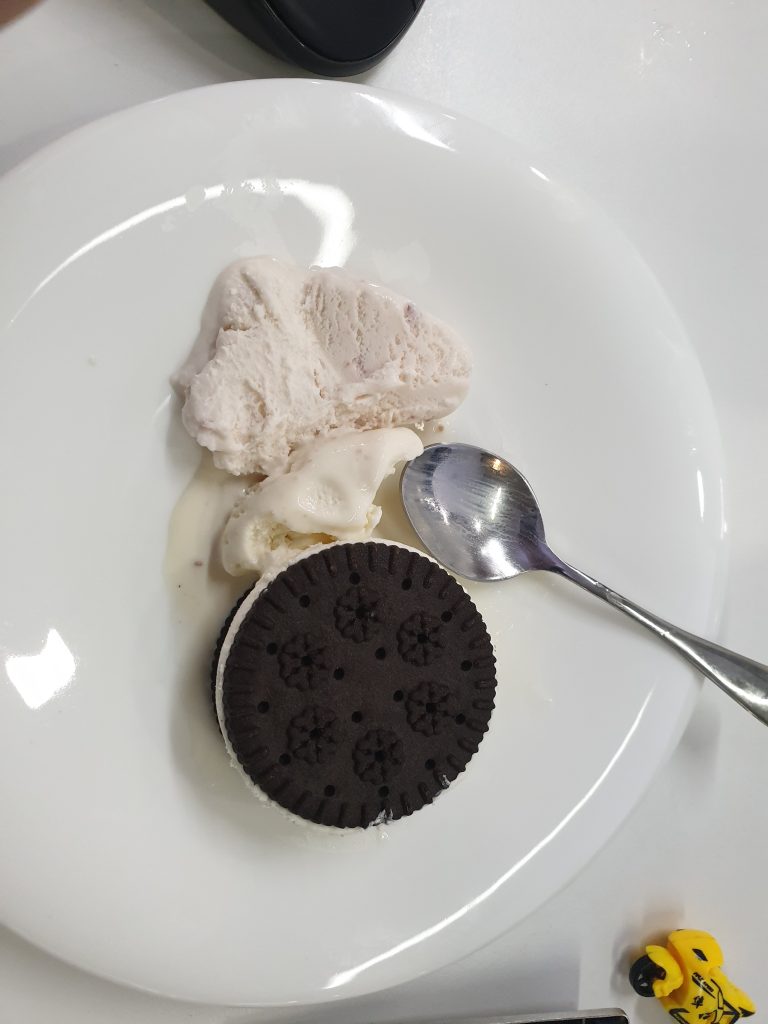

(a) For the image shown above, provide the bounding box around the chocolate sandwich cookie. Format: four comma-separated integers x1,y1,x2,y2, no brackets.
214,542,497,828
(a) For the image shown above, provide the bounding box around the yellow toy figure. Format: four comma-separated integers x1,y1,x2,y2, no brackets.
629,930,755,1023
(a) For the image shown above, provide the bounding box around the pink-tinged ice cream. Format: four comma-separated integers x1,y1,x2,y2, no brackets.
175,257,471,476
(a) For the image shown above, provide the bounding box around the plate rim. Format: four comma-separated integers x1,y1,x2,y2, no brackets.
0,77,728,1006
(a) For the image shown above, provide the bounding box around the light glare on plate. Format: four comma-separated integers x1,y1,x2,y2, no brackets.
5,629,76,710
696,468,705,519
273,178,356,267
358,93,454,152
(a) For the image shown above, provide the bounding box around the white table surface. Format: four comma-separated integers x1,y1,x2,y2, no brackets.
1,1,766,1021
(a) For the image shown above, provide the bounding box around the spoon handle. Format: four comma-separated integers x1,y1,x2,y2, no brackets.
550,558,768,727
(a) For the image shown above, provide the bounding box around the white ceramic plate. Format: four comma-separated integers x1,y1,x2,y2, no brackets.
0,80,725,1006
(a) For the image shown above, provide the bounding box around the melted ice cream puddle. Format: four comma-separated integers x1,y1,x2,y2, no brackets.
220,427,423,577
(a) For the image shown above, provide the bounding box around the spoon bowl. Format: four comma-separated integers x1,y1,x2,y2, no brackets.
400,443,549,581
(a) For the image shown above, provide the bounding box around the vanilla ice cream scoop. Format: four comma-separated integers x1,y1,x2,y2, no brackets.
220,427,423,576
176,257,471,476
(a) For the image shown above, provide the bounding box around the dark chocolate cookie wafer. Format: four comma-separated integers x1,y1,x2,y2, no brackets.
216,542,497,828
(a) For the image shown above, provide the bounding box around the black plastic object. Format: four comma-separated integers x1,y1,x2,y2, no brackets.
387,1013,630,1024
629,953,667,997
205,0,426,76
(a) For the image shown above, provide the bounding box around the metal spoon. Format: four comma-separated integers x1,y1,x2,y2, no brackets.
401,442,768,727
